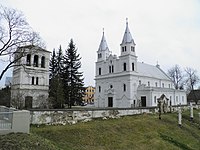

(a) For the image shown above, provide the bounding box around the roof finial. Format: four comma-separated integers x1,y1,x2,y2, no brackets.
103,28,104,35
126,18,128,26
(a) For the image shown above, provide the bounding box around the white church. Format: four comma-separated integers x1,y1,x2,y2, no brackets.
94,20,187,108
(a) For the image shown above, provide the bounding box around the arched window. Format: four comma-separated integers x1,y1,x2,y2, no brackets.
123,63,127,71
26,54,31,66
154,96,157,104
33,55,39,67
132,63,134,71
41,56,45,68
99,68,101,75
32,77,34,85
36,77,39,85
123,84,126,92
99,86,101,93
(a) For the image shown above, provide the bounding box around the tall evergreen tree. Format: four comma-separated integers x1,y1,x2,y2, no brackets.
49,49,57,79
49,47,65,108
63,39,84,108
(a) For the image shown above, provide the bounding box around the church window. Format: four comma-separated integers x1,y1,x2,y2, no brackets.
99,86,101,93
132,63,134,71
148,81,150,87
154,96,157,104
110,85,113,89
41,56,45,68
109,66,111,73
122,47,124,52
168,84,170,88
36,77,39,85
98,53,102,59
33,55,39,67
176,96,178,103
123,84,126,91
124,46,127,51
131,46,135,52
99,68,101,75
31,77,34,85
155,82,158,87
123,63,127,71
162,83,164,88
112,65,114,73
182,96,184,103
26,54,31,66
139,80,141,85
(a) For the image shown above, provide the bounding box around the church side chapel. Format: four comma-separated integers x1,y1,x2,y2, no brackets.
94,19,186,108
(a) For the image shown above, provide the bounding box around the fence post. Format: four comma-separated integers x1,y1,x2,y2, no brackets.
178,106,182,127
190,103,193,121
199,113,200,129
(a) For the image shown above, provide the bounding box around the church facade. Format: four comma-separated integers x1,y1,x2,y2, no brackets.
94,21,186,108
11,45,50,108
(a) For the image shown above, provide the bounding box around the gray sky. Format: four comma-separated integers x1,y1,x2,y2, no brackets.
1,0,200,87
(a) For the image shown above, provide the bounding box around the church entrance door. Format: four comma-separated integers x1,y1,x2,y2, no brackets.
108,97,113,107
141,96,146,107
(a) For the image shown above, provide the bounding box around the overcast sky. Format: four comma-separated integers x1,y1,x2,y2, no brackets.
1,0,200,87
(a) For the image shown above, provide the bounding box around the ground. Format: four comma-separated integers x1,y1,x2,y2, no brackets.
0,109,200,150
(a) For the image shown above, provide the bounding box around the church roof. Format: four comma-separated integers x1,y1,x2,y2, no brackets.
98,30,109,52
121,19,135,45
137,62,171,80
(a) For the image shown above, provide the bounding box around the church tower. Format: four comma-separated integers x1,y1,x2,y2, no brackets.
11,45,50,109
120,19,137,72
97,29,111,62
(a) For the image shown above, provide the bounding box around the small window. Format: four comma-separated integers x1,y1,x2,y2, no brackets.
112,65,114,73
122,47,124,52
148,81,150,87
99,86,101,93
132,63,134,71
182,96,184,103
139,80,141,85
154,96,157,104
124,46,126,51
32,77,34,85
41,56,45,68
36,77,39,85
168,84,170,88
109,66,111,73
26,54,31,66
123,63,127,71
162,83,164,88
33,55,39,67
99,68,101,75
155,82,158,87
110,85,113,89
131,46,135,52
123,84,126,91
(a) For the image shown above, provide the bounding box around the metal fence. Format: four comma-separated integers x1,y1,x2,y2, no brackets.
0,112,13,130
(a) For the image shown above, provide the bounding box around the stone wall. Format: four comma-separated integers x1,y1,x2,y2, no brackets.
30,107,159,125
30,105,197,125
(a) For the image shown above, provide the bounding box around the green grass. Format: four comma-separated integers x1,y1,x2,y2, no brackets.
0,109,200,150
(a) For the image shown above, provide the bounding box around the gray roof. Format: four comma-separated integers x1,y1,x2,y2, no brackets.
137,62,170,80
98,31,109,52
121,21,135,45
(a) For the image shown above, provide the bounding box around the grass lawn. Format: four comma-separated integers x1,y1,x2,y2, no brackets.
0,109,200,150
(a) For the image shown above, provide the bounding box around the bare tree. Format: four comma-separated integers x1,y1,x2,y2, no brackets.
185,67,199,91
167,65,184,89
0,6,45,80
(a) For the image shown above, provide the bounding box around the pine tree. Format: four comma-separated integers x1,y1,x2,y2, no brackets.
63,39,84,108
49,47,65,108
49,49,57,79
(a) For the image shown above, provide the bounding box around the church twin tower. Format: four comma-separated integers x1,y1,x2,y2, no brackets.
95,20,139,108
95,20,187,108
